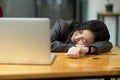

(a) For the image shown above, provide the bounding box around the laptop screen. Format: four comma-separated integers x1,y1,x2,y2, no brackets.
0,18,53,64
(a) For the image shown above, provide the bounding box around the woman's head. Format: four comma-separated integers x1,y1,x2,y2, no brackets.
70,20,110,45
71,29,95,45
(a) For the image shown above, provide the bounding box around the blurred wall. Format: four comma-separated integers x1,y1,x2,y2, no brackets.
35,0,76,26
3,0,35,17
2,0,77,27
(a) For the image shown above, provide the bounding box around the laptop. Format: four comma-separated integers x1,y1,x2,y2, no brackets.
0,18,55,64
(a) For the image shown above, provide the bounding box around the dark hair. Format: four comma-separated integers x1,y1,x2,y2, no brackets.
66,20,110,43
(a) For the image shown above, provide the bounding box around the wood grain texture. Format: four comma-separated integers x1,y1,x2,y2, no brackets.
0,46,120,79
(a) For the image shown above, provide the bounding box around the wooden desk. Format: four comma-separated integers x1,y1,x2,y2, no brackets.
97,12,120,46
0,47,120,79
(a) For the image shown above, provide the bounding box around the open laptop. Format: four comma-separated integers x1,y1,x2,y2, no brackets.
0,18,55,64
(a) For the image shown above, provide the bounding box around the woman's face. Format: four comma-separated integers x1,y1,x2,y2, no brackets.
71,30,95,45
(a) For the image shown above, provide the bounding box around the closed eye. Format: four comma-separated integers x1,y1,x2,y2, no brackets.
82,38,88,45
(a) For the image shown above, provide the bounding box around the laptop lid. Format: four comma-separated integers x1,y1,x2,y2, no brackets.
0,18,54,64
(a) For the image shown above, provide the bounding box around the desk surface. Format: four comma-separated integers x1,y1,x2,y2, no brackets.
0,47,120,79
98,12,120,16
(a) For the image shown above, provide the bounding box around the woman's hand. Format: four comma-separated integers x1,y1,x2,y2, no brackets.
66,46,88,58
